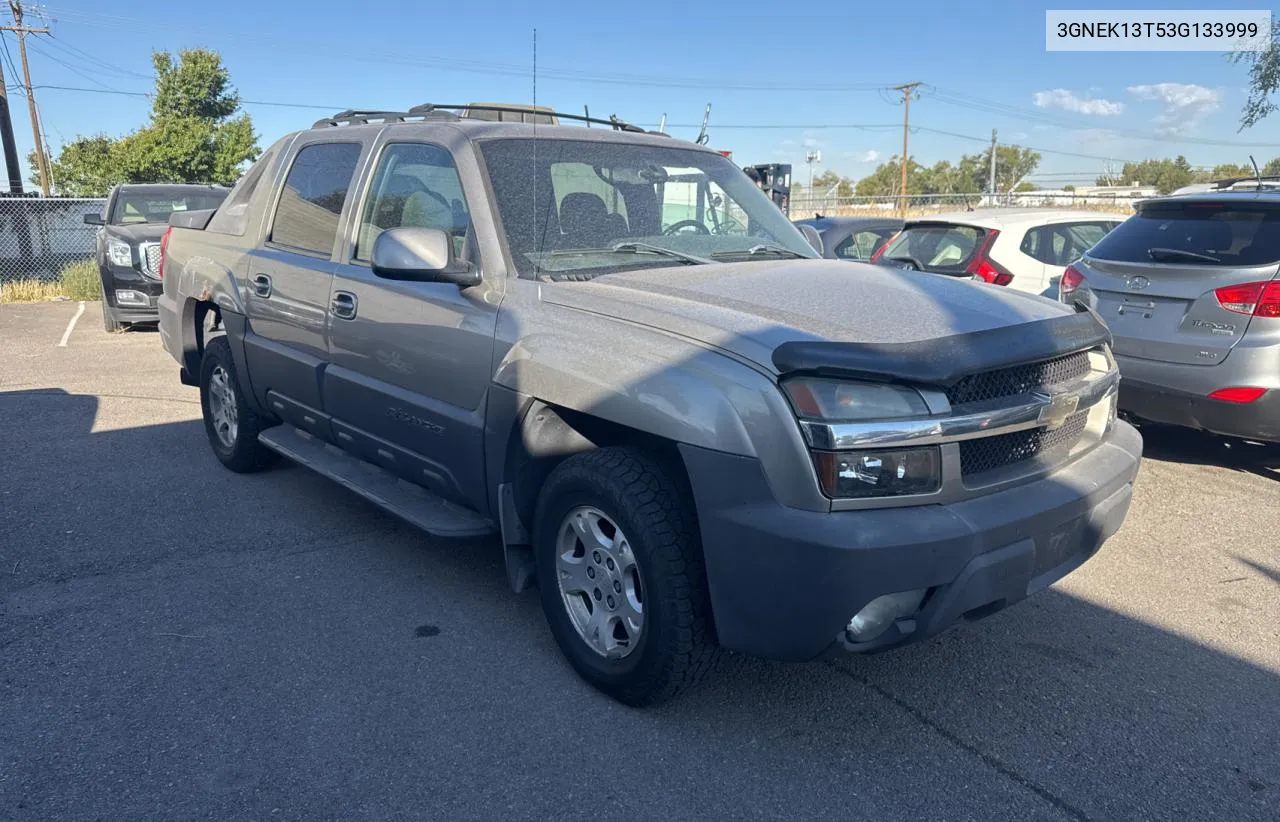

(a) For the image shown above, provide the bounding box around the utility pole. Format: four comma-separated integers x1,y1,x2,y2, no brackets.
988,128,997,207
3,1,49,196
891,82,921,217
0,34,21,193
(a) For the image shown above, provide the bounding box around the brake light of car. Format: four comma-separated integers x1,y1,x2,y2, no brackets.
1060,263,1085,298
1207,386,1268,403
1214,280,1280,317
158,227,172,280
869,231,900,263
964,230,1014,286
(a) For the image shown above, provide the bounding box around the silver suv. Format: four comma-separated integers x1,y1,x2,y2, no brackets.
1060,192,1280,442
157,104,1142,706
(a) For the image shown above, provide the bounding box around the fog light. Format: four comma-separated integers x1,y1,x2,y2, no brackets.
846,589,927,643
114,289,147,306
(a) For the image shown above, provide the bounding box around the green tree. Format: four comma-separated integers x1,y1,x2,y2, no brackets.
854,156,926,196
1264,157,1280,176
1014,181,1038,192
969,145,1041,193
1096,156,1195,194
34,48,258,195
1231,19,1280,129
810,169,855,197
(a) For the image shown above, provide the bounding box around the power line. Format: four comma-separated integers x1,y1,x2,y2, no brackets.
925,86,1280,149
24,34,124,93
43,32,150,79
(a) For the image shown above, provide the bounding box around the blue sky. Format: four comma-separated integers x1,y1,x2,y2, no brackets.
8,0,1279,189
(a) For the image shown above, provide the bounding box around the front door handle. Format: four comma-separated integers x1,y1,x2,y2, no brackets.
331,290,358,320
251,273,272,298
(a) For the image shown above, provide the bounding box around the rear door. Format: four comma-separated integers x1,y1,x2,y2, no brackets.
243,138,367,432
1076,200,1280,365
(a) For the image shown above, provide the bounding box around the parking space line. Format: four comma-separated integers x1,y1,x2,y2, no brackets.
57,301,86,347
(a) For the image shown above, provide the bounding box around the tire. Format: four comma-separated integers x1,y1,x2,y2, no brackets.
100,283,122,333
198,336,279,473
533,447,719,706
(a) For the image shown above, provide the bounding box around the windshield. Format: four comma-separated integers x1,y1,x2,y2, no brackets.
878,223,986,271
1087,202,1280,267
110,190,228,225
477,138,816,278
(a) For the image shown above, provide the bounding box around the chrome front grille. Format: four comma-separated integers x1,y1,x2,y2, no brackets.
139,242,161,278
946,351,1092,408
960,408,1090,477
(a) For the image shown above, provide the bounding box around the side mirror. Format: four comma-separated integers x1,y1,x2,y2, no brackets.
83,213,103,225
798,224,824,256
370,227,480,287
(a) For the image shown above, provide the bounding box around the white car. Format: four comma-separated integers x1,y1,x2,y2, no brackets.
870,208,1126,298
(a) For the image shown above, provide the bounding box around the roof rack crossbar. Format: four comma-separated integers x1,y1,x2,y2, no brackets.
312,109,411,128
409,103,650,133
1212,174,1280,189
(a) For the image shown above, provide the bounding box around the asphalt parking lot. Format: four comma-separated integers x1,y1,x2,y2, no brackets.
2,300,1278,821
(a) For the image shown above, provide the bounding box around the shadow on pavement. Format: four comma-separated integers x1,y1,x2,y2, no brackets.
2,386,1277,820
1131,420,1280,481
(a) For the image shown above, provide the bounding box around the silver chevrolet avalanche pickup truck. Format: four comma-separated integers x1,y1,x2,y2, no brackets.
157,104,1142,706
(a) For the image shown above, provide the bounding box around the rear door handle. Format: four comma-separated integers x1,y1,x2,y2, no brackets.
331,290,358,320
251,273,272,298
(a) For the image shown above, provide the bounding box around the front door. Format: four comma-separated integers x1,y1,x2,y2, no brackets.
324,140,502,509
243,140,365,436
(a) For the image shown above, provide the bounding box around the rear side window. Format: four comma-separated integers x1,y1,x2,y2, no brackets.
880,223,985,271
833,229,895,260
269,142,362,255
1021,222,1114,266
1088,203,1280,266
207,148,277,236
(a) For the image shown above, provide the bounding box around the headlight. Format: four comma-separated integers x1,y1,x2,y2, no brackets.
784,378,941,499
107,239,133,267
812,447,941,499
782,378,928,421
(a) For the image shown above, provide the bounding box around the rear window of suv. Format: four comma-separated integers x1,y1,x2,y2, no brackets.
1087,201,1280,267
878,223,986,271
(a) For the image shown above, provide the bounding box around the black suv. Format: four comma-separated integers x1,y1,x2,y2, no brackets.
85,184,228,331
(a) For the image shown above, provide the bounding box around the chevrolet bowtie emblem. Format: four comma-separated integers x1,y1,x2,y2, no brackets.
1035,391,1080,431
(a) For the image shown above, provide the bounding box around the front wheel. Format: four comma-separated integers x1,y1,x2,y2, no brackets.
534,447,719,706
198,336,279,473
100,282,122,333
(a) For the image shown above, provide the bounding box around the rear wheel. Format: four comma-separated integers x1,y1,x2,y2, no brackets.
533,447,718,706
198,336,279,473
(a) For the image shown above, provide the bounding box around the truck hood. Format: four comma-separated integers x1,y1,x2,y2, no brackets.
103,223,169,244
541,259,1106,383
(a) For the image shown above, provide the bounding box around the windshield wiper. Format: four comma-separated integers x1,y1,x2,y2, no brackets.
711,243,810,260
1147,247,1220,264
608,241,712,265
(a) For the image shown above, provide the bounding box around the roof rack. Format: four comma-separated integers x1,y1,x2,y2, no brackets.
311,109,459,128
410,103,651,133
312,103,666,135
1211,174,1280,190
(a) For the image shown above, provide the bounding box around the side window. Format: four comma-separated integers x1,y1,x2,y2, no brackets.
269,142,362,255
1020,227,1047,262
355,143,470,260
207,148,277,236
832,234,858,259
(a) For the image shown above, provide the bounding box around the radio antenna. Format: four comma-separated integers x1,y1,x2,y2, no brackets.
532,28,540,279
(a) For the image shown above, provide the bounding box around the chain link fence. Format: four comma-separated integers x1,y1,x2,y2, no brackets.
0,197,106,299
787,192,1141,220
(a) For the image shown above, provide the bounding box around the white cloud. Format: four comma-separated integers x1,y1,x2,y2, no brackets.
855,150,879,163
1032,88,1125,116
1126,82,1223,136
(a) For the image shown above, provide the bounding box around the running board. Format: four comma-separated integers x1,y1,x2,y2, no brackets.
258,426,495,538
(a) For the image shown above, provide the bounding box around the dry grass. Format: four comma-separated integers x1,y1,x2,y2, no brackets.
0,259,101,304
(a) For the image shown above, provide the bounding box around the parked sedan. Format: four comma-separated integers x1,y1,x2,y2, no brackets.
791,215,902,261
1060,191,1280,443
870,208,1124,298
85,184,228,332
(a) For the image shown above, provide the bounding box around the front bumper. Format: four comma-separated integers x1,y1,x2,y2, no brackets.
1115,353,1280,442
102,262,161,322
679,420,1142,662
